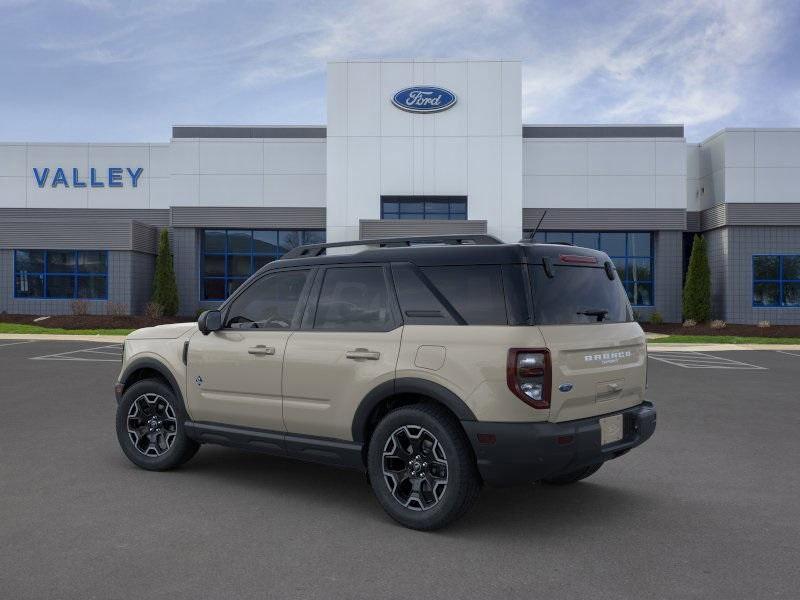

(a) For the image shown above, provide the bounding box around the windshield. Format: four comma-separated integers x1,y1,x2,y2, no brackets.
530,264,634,325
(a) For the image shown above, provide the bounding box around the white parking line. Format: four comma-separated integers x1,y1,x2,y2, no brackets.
31,344,122,362
648,351,766,370
0,340,35,348
776,350,800,358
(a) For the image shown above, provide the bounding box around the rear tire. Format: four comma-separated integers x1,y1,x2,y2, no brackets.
542,462,603,485
367,404,480,531
116,379,199,471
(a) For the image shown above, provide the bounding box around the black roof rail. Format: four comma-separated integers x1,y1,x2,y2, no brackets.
282,234,503,259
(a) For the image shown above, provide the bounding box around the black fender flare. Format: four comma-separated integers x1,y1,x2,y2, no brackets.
351,377,476,443
117,357,185,408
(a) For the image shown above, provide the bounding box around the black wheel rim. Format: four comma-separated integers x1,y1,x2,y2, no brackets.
382,425,449,511
126,393,178,457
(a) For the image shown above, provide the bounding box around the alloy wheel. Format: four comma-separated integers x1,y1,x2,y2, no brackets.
126,393,178,457
382,425,449,511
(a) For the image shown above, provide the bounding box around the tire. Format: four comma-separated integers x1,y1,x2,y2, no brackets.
542,462,603,485
116,378,200,471
367,404,480,531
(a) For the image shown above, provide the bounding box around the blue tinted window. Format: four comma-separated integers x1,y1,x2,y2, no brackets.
14,250,108,299
381,196,467,220
526,231,654,307
201,229,325,300
753,255,800,307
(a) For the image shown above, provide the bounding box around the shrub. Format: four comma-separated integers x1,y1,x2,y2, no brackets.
650,311,664,325
682,319,697,328
757,320,771,328
151,229,179,317
70,299,90,316
106,302,127,317
145,301,164,320
683,234,711,322
710,319,726,329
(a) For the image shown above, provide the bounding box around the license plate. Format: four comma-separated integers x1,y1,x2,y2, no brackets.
600,414,624,446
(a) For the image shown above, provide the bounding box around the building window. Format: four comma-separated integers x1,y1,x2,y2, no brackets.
753,255,800,307
527,231,654,307
14,250,108,299
201,229,325,300
381,196,467,220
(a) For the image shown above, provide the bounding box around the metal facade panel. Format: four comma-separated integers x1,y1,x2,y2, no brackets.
358,219,487,239
0,208,169,226
522,208,686,230
0,219,133,250
523,125,684,139
173,126,326,139
169,206,326,229
130,221,159,254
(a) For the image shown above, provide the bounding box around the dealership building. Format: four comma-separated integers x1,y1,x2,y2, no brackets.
1,59,799,323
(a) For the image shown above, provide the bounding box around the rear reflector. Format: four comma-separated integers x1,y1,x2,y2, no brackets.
557,435,574,445
477,433,496,445
559,254,598,264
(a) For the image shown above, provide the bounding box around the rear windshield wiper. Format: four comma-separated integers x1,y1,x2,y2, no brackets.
577,309,609,322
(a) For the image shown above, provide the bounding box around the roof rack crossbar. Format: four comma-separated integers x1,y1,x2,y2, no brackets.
282,234,503,259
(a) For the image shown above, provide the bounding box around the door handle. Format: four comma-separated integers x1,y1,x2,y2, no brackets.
346,348,381,360
248,345,276,356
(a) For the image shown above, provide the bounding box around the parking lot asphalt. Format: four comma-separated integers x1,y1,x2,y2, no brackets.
1,340,799,600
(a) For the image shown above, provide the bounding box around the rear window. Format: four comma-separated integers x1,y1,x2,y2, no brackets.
530,264,633,325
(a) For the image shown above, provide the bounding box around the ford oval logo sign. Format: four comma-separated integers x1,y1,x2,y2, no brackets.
392,86,457,113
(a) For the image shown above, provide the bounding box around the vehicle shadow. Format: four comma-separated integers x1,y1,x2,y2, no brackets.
159,445,661,538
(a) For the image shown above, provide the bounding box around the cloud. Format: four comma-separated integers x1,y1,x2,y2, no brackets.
520,0,788,134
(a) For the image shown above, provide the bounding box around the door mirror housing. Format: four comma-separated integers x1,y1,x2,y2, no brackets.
198,309,222,335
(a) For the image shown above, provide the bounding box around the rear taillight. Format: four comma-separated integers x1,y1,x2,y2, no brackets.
507,348,551,409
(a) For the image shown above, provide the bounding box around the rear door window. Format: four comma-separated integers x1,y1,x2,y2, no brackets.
313,266,394,331
420,265,507,325
530,265,633,325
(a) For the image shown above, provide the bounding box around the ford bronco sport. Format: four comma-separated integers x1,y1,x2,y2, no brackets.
115,234,656,530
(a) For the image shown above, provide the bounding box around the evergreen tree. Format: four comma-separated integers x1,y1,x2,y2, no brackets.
682,234,711,322
151,229,179,316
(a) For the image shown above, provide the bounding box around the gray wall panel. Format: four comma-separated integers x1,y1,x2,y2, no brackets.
0,220,137,251
0,208,169,227
522,208,686,231
686,212,701,232
173,126,326,139
170,207,326,229
131,221,159,254
359,220,487,239
523,125,684,138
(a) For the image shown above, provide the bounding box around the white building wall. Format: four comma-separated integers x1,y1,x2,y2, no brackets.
326,59,523,242
694,128,800,207
523,136,687,211
0,138,326,210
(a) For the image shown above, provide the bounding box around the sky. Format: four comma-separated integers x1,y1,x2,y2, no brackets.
1,0,799,143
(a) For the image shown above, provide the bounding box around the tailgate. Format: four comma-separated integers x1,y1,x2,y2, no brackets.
539,322,646,422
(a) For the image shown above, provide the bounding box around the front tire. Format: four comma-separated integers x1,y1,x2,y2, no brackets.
367,404,480,531
116,379,199,471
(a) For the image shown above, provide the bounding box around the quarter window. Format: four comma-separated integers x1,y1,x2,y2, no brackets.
420,265,507,325
14,250,108,299
527,231,654,307
225,270,311,329
201,229,325,301
753,255,800,307
314,267,393,331
381,196,467,220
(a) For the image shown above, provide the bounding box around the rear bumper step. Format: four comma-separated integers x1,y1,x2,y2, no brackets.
462,401,656,486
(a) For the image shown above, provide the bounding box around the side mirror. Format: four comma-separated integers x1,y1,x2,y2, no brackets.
198,310,222,335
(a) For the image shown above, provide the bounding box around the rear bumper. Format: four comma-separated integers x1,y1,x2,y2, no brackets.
462,401,656,486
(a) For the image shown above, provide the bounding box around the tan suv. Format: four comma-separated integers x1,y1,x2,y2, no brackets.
114,234,656,530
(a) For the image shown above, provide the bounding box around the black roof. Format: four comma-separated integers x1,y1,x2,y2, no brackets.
263,236,610,272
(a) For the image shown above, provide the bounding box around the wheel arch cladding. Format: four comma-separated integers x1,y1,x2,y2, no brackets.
352,378,477,444
119,358,184,408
